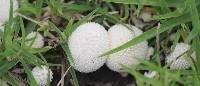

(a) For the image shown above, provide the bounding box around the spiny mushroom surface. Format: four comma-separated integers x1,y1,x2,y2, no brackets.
68,22,109,73
166,43,196,70
26,32,44,48
0,0,19,24
31,66,53,86
106,24,149,72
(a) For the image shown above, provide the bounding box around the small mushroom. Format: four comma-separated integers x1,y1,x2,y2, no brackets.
31,65,53,86
0,0,19,23
144,71,157,78
166,43,196,70
139,7,155,22
146,47,154,60
139,11,153,22
68,22,110,73
169,33,176,41
26,32,44,48
106,24,151,72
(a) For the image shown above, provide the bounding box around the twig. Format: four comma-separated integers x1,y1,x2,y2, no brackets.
57,66,72,86
16,12,43,26
156,22,161,66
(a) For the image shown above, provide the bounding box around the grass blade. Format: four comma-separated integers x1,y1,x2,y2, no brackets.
100,13,191,57
105,0,185,7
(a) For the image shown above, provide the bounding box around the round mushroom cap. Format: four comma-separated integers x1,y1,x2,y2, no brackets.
68,22,109,73
166,43,195,69
26,32,44,48
139,11,153,22
106,24,148,72
32,65,53,86
0,0,19,23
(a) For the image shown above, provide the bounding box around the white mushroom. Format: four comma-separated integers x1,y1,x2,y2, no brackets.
68,22,109,73
31,65,53,86
144,71,157,78
166,43,195,70
26,32,44,48
0,0,19,23
106,24,149,72
139,12,152,22
146,47,154,60
169,33,176,41
139,7,154,22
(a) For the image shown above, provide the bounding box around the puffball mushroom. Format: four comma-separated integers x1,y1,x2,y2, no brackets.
139,7,155,22
26,32,44,48
0,0,19,23
139,11,153,22
31,66,53,86
166,43,195,70
144,71,157,78
106,24,149,72
68,22,109,73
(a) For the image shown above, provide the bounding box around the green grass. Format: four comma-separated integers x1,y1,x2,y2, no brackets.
0,0,200,86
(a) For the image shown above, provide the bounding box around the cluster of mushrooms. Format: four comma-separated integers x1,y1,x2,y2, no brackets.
68,22,196,74
68,22,153,73
0,0,197,86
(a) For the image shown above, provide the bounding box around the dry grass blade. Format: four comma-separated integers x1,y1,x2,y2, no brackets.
57,66,72,86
